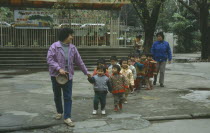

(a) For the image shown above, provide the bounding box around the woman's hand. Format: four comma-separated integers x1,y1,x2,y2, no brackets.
59,69,67,75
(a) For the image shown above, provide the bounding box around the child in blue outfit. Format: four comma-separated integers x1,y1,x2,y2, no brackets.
88,65,112,115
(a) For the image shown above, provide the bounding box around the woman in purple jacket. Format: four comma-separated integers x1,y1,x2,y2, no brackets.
47,28,90,127
151,32,172,87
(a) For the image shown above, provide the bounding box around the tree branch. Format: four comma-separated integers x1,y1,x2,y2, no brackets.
131,0,146,26
177,0,199,17
150,0,164,29
137,0,151,22
191,0,201,5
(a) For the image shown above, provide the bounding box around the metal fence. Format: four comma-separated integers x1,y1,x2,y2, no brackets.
0,18,130,48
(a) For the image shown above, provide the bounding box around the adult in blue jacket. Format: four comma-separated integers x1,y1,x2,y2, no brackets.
151,32,172,87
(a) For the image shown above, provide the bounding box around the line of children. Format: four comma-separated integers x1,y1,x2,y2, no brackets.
88,54,157,114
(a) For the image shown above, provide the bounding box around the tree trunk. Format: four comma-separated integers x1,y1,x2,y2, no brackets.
200,5,209,60
144,26,155,53
207,25,210,61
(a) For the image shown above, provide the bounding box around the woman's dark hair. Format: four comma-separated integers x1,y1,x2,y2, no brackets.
156,32,164,40
112,64,121,72
58,28,74,42
110,56,118,61
97,65,106,73
119,57,128,65
136,34,142,39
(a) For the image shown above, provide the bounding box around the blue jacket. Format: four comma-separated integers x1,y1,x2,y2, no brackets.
151,41,172,62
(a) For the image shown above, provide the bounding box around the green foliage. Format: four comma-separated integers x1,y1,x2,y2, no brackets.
120,4,141,27
28,15,53,22
170,12,201,53
0,7,13,21
156,0,177,31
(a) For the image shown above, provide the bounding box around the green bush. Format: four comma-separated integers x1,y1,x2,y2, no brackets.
170,13,201,53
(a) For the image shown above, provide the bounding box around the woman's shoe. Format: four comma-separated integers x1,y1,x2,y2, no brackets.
64,118,75,127
55,113,62,120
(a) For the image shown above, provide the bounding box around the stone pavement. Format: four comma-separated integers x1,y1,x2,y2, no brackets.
0,53,210,133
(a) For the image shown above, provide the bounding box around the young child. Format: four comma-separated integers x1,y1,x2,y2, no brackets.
128,58,136,93
128,53,136,65
88,66,112,115
145,53,157,90
120,58,134,103
109,65,129,111
134,35,144,55
139,53,148,88
108,56,120,76
133,54,144,91
92,58,109,77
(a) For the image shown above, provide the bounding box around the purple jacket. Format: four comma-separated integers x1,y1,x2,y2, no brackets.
47,41,89,80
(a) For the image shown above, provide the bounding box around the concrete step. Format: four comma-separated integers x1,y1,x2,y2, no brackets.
0,64,95,71
0,47,132,70
0,59,112,64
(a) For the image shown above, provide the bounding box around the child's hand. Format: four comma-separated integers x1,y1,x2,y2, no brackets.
87,74,92,78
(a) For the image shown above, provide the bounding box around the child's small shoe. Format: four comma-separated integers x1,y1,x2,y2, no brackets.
101,110,106,115
92,110,97,115
130,88,136,94
114,107,118,111
124,100,128,104
119,103,122,110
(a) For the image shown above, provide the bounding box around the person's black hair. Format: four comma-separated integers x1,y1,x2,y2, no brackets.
134,53,139,58
136,34,142,39
58,28,74,42
97,65,106,73
110,56,118,61
140,52,147,57
112,64,121,72
119,57,128,65
156,32,164,40
128,53,135,58
146,53,153,57
97,58,106,66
